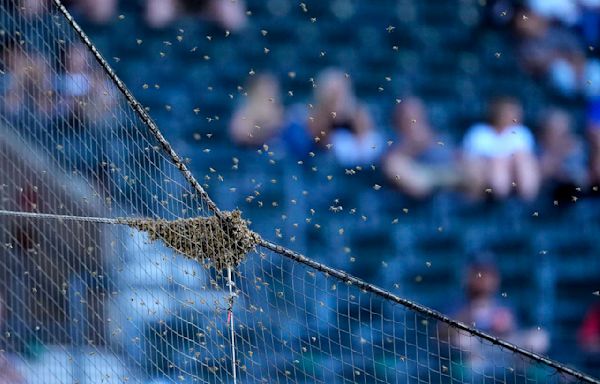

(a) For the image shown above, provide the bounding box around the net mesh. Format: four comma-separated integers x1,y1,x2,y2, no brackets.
0,1,597,383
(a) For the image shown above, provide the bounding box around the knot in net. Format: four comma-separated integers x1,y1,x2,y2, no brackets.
123,210,260,271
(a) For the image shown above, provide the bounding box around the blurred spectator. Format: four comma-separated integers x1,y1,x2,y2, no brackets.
587,100,600,189
57,43,118,125
183,0,247,32
589,128,600,188
538,108,587,201
514,6,600,98
145,0,247,31
455,261,516,338
229,74,318,158
67,0,117,24
21,0,47,17
83,0,118,24
383,97,459,199
579,303,600,373
229,73,284,146
309,68,382,166
462,96,540,201
145,0,179,29
526,0,580,26
449,260,548,369
514,7,580,76
2,45,53,118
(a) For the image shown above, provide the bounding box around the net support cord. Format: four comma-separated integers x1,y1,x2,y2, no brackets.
0,209,120,224
45,1,600,383
227,266,238,384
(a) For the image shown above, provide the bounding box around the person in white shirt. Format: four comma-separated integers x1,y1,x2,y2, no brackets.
462,97,540,200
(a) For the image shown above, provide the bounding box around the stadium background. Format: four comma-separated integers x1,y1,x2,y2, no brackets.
1,0,600,381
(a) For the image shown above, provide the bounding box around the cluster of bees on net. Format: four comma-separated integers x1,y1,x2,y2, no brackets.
123,210,260,270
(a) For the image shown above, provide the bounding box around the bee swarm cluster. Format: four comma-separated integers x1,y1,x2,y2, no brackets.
123,210,260,271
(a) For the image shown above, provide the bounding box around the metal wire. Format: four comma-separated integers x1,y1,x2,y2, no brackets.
0,209,121,225
227,266,238,384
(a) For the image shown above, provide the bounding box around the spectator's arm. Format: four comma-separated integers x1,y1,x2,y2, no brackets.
513,127,541,200
229,107,256,145
354,106,374,137
307,107,332,143
588,128,600,184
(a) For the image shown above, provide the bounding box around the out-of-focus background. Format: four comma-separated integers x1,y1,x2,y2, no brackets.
1,0,600,382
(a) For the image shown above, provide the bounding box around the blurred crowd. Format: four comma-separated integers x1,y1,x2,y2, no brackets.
61,0,248,31
17,0,248,30
229,70,599,204
1,38,118,124
488,0,600,98
6,0,600,205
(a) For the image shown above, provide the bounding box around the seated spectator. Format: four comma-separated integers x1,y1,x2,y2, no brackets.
57,43,117,126
2,45,53,118
514,6,600,98
590,128,600,190
145,0,247,31
309,68,382,166
383,97,459,199
183,0,247,32
588,100,600,191
229,73,284,147
462,96,540,201
526,0,580,26
579,303,600,375
67,0,117,24
21,0,47,17
229,74,316,158
448,260,548,370
538,108,587,201
145,0,179,29
455,261,516,338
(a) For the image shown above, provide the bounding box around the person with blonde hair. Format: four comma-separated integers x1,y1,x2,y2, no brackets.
229,73,284,147
308,68,382,166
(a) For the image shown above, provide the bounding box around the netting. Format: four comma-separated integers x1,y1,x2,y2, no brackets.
0,1,597,383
